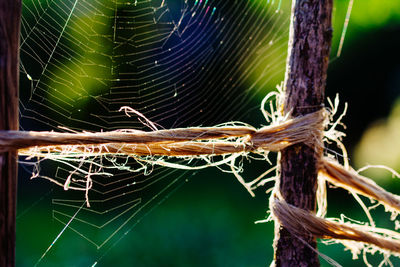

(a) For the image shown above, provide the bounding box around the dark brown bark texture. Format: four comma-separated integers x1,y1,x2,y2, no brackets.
274,0,332,266
0,1,21,266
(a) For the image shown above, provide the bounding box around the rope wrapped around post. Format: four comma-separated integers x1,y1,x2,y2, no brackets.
271,199,400,255
0,109,325,156
2,101,400,261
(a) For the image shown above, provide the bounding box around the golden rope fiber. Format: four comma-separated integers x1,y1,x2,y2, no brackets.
3,102,400,258
272,199,400,254
0,109,325,156
0,127,255,151
321,158,400,214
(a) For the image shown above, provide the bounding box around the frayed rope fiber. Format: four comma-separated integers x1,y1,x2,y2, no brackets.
272,199,400,254
0,109,324,156
321,159,400,214
2,94,400,259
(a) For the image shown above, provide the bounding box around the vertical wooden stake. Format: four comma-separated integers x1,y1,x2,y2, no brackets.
0,1,22,266
274,0,332,266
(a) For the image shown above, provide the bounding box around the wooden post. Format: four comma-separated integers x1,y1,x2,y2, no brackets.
274,0,332,266
0,1,22,266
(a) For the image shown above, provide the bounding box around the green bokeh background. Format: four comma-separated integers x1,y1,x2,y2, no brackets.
16,0,400,266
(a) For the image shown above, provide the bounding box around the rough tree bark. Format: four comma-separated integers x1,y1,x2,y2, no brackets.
274,0,333,266
0,1,21,266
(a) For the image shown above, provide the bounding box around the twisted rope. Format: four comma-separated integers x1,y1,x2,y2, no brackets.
0,110,324,156
2,103,400,259
272,199,400,254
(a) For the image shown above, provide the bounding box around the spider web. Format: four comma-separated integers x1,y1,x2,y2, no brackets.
17,0,289,264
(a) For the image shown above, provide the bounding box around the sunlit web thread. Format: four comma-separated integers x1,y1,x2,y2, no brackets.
17,0,288,263
34,0,79,98
90,171,189,267
336,0,354,58
34,201,86,267
19,0,288,132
